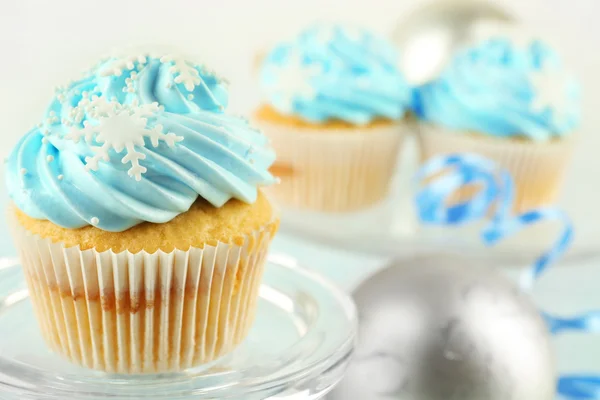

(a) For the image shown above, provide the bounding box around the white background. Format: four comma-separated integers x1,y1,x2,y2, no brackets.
0,0,599,252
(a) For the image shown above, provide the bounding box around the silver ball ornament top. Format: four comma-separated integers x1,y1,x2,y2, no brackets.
329,254,556,400
391,0,516,85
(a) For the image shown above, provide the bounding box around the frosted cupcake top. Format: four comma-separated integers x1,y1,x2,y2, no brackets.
260,24,413,125
415,37,581,141
6,54,276,232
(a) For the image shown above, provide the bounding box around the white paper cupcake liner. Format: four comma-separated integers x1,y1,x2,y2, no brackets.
255,120,410,212
417,123,576,212
9,213,276,374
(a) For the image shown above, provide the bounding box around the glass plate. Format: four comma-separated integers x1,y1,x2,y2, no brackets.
0,255,356,400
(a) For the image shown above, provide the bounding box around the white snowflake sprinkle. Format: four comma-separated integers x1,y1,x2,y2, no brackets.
91,217,99,225
70,105,86,125
100,55,148,77
65,97,183,181
530,65,574,125
198,65,228,84
160,55,202,91
269,51,321,111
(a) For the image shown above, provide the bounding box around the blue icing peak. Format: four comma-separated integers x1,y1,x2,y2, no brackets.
91,54,229,114
260,24,413,125
7,54,276,232
415,38,581,140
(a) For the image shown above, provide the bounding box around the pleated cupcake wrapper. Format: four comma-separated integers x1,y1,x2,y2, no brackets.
256,120,410,212
418,124,576,212
9,214,276,374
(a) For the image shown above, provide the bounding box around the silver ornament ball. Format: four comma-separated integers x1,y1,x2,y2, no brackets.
391,0,516,85
329,254,556,400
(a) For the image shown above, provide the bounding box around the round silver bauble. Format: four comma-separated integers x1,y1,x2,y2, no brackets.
391,0,516,85
329,254,556,400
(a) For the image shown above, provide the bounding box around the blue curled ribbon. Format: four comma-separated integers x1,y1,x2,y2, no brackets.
415,153,600,400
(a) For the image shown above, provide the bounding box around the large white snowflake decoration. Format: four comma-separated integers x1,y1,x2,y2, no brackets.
529,66,574,125
65,97,183,181
160,55,202,92
272,52,322,111
100,55,148,77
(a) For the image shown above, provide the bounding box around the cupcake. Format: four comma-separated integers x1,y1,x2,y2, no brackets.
254,24,413,212
415,37,581,212
6,53,279,374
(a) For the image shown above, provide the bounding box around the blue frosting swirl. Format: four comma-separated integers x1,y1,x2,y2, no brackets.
415,38,581,140
260,24,413,125
7,54,276,232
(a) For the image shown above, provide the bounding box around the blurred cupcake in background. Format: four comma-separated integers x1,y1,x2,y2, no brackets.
7,53,279,373
254,24,414,213
415,37,581,212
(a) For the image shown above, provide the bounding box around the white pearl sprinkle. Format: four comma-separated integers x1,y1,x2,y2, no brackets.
218,105,225,111
166,82,173,89
42,137,49,144
57,174,64,181
275,177,282,184
20,168,27,175
46,155,54,163
91,217,99,225
187,94,194,100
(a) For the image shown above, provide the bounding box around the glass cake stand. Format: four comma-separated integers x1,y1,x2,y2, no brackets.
0,255,357,400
